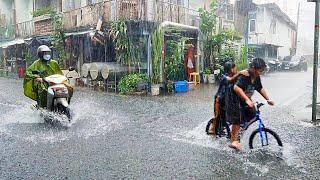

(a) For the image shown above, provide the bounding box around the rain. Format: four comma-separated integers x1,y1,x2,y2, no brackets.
0,0,320,179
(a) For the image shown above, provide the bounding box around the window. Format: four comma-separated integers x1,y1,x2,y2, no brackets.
68,0,75,9
268,47,277,58
248,11,256,19
177,0,184,6
249,19,256,33
226,5,234,21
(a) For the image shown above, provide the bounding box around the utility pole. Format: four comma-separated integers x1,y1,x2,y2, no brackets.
243,0,253,65
295,2,300,55
12,0,16,38
309,0,320,123
245,10,249,64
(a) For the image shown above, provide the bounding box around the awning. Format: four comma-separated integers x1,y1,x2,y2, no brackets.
248,44,263,49
0,39,25,48
261,43,283,48
65,30,94,37
249,43,283,48
24,36,50,47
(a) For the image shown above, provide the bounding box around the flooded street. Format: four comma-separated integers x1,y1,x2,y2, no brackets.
0,71,319,179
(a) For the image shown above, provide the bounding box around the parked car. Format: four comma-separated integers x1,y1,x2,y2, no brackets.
281,55,308,72
266,58,281,72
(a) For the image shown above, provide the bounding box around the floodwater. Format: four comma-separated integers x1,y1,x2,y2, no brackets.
1,71,320,179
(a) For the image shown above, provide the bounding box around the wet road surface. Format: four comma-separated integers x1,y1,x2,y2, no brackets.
1,70,320,179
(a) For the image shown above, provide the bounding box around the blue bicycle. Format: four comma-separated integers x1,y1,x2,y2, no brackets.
206,102,283,149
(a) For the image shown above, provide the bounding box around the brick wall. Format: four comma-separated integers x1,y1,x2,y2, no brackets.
34,15,53,36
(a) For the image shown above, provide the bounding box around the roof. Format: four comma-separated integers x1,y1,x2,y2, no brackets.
0,39,25,48
259,3,297,30
65,29,94,37
249,43,283,48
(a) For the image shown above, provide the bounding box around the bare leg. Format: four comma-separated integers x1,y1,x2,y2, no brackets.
230,124,242,151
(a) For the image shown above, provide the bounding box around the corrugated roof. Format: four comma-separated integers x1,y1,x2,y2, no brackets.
65,30,94,37
0,39,25,48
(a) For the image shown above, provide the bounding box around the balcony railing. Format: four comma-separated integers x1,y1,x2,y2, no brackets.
63,0,199,31
15,20,34,38
7,0,200,38
155,1,192,26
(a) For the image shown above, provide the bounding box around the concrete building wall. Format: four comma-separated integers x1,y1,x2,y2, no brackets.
14,0,33,24
249,6,295,58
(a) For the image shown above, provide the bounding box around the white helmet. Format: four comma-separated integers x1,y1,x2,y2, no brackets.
37,45,51,54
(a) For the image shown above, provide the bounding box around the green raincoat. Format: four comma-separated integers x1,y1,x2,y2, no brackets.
23,59,63,108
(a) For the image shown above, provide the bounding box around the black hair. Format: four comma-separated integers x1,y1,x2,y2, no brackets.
224,61,236,74
250,58,266,70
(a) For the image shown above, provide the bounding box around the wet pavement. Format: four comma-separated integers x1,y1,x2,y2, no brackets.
1,70,320,179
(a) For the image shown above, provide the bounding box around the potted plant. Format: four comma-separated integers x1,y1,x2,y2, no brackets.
203,67,211,84
205,66,215,84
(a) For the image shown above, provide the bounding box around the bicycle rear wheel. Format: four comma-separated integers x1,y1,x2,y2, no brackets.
249,127,282,149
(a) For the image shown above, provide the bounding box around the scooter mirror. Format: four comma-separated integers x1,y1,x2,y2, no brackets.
69,67,75,71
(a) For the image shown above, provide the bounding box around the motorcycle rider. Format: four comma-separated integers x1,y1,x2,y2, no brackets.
23,45,73,109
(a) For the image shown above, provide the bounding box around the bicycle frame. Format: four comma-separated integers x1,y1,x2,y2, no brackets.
255,111,269,146
240,103,269,146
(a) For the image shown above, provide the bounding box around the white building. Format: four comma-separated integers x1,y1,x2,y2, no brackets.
248,3,296,59
189,0,235,32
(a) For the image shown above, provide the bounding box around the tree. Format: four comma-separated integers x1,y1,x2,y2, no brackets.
198,0,218,69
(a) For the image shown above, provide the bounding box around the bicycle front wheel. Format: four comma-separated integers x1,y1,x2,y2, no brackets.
249,128,283,149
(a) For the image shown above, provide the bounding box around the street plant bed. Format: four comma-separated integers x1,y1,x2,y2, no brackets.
118,73,149,95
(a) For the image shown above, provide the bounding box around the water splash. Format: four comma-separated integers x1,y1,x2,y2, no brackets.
0,96,125,144
166,120,307,176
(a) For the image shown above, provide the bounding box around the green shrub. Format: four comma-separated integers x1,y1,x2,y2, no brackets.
32,7,55,17
204,67,212,74
235,46,249,71
118,73,150,95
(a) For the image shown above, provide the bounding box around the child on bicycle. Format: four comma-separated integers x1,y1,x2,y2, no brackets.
207,62,248,135
228,58,275,151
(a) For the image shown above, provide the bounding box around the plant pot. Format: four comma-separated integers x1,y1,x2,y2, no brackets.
203,74,209,83
208,74,215,84
151,84,160,96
